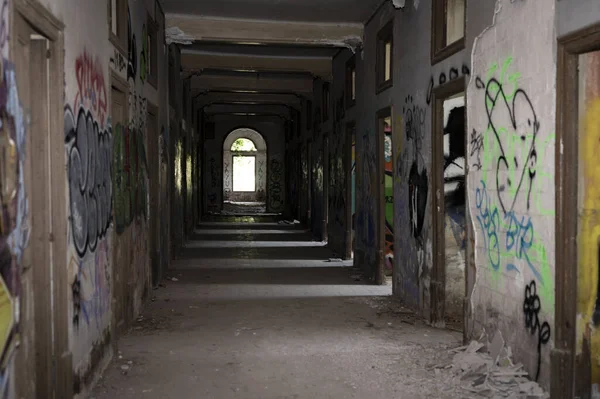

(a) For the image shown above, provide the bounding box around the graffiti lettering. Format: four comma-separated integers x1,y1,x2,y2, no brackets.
74,52,108,128
470,129,484,170
64,106,113,257
110,49,126,73
269,159,283,212
112,123,147,233
475,75,539,215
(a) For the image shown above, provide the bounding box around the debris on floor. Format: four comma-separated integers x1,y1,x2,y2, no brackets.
277,219,300,225
448,332,549,398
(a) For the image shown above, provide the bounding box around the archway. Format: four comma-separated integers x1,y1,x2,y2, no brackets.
223,128,267,214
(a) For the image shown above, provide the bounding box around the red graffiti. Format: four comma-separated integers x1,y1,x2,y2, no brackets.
74,51,107,127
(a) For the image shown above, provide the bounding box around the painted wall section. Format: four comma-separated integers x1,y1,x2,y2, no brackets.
467,0,556,388
577,51,600,394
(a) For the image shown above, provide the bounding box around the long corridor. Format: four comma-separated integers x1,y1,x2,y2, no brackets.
91,218,463,399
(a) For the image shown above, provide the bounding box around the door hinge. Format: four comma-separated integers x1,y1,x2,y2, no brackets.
46,49,52,59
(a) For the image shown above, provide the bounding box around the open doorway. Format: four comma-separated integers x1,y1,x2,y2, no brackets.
432,79,466,330
377,108,394,285
222,129,267,215
555,26,600,397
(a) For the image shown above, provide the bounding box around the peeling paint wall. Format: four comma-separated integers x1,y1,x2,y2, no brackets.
467,0,556,387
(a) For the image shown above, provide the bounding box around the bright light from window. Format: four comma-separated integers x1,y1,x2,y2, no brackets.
233,156,256,192
231,138,257,152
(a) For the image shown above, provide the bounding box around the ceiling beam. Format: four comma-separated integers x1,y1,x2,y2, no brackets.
181,52,332,78
166,14,363,50
190,73,314,95
194,91,303,108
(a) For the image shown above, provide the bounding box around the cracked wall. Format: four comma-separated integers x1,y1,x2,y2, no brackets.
467,0,556,388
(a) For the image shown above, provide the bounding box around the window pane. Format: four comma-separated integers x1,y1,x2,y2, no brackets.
231,138,257,151
446,0,465,45
351,69,356,100
233,156,256,192
385,41,392,81
111,0,118,35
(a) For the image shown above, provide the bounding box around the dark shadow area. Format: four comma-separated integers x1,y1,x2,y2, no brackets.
164,266,364,285
179,246,333,260
189,232,313,242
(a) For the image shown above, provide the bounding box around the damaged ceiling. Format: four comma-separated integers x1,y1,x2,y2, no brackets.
160,0,384,23
160,0,388,120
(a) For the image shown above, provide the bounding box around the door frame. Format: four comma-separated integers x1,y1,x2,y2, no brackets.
322,132,329,241
430,77,466,326
12,0,69,396
376,107,392,285
554,22,600,399
345,121,356,260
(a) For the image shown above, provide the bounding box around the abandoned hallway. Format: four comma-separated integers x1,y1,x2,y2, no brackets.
91,217,467,399
0,0,599,397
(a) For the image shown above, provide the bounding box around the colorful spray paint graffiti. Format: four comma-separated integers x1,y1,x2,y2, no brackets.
470,56,553,380
112,122,148,234
383,118,394,274
471,57,553,303
66,51,113,335
0,60,29,397
577,81,600,391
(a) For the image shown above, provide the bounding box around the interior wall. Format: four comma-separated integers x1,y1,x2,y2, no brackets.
467,0,556,388
11,0,172,393
328,49,357,258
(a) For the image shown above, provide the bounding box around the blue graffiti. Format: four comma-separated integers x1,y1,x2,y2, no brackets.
475,181,500,270
475,181,544,282
505,211,543,283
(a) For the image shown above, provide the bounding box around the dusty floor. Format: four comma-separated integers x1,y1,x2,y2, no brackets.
91,217,468,399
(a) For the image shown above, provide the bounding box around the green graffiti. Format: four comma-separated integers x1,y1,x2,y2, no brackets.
112,123,148,234
474,57,555,307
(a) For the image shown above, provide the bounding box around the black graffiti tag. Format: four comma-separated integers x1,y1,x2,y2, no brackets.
476,76,538,215
64,106,113,257
523,280,550,381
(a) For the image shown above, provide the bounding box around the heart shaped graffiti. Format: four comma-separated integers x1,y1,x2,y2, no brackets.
476,77,539,215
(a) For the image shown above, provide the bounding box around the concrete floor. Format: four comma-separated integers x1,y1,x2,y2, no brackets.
91,217,465,399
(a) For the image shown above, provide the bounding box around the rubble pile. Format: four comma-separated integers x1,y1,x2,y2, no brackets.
448,333,548,398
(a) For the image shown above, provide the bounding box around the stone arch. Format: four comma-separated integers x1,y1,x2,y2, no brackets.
223,128,267,203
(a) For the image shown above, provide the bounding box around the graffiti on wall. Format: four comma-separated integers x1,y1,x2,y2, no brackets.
74,51,108,128
70,240,110,331
112,122,147,233
403,96,428,245
64,106,113,256
269,158,283,212
383,120,394,273
426,64,470,105
470,56,554,381
0,59,29,395
470,57,552,297
523,280,550,381
66,49,114,334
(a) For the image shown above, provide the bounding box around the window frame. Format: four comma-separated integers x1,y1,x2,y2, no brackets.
108,0,127,54
346,55,356,109
431,0,466,65
376,20,394,94
146,13,159,89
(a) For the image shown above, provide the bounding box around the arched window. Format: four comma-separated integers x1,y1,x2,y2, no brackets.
231,138,257,152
